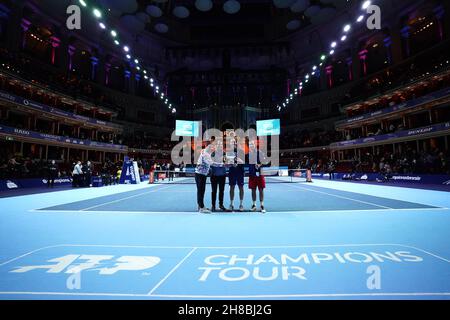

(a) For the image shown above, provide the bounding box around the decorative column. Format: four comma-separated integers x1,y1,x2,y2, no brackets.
50,36,60,65
325,65,333,88
104,62,111,85
358,49,368,77
400,25,411,58
433,4,445,41
134,73,141,93
20,18,31,49
67,45,76,71
0,4,10,36
90,56,99,80
124,70,131,92
346,57,353,81
383,36,393,65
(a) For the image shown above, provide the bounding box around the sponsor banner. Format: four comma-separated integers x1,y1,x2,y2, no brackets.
332,122,450,147
0,124,127,151
313,172,450,185
0,90,119,128
91,176,103,188
119,157,140,184
337,87,450,126
0,177,73,191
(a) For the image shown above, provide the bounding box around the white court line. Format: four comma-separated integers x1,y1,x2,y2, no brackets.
79,184,176,211
147,247,197,295
0,291,449,298
286,183,394,209
149,292,450,298
28,207,448,215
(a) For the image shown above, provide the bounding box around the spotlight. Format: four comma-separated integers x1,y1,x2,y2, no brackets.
331,41,337,48
99,22,106,29
357,15,364,22
343,24,351,32
123,46,129,52
114,40,120,45
111,30,117,37
341,35,347,41
79,0,87,7
93,9,102,19
362,1,371,10
330,49,335,55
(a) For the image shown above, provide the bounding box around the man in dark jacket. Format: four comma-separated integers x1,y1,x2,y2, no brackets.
47,160,58,188
211,141,227,212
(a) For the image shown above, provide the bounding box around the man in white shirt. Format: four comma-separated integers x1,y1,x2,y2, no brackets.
72,161,82,187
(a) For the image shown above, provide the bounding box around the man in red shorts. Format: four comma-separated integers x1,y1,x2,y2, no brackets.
248,140,267,213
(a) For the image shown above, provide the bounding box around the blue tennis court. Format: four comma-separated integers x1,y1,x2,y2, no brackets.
0,180,449,300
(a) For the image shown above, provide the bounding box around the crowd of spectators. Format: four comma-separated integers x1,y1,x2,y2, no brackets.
0,48,123,115
341,46,450,117
355,147,450,175
280,129,342,149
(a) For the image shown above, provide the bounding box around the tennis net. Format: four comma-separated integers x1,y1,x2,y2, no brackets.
149,168,308,184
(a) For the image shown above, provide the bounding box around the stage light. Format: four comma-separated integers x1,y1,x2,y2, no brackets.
331,41,337,48
114,40,119,45
134,59,139,64
111,30,117,37
343,24,351,32
99,22,106,29
123,46,129,52
357,15,364,22
330,49,335,55
312,65,317,70
362,1,371,10
126,54,131,59
79,0,87,7
321,55,326,61
93,9,102,19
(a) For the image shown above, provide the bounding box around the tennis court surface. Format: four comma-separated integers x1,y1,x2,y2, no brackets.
0,179,449,299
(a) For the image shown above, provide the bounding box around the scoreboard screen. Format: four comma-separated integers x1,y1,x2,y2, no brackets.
256,119,280,136
175,120,200,137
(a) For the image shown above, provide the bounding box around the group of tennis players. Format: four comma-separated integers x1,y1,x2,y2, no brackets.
194,133,268,214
